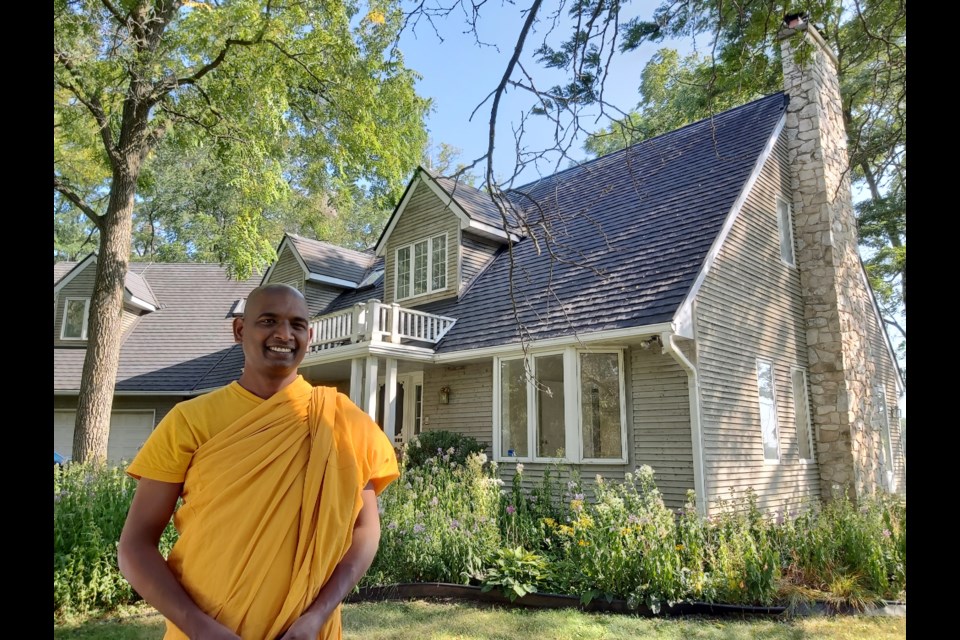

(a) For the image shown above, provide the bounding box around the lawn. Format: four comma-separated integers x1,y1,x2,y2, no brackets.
53,600,906,640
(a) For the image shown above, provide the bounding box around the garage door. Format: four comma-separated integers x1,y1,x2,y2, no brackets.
54,410,155,463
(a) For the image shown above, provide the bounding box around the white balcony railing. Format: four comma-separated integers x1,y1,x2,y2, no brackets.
308,299,456,353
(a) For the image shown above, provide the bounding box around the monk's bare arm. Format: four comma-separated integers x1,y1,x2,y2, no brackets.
118,478,241,640
278,481,382,640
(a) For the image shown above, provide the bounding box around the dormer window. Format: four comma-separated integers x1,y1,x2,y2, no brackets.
61,298,90,340
396,234,447,300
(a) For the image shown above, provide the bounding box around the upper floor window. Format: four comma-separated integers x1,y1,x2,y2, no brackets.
495,348,626,463
396,234,447,300
756,359,781,462
61,298,90,340
777,197,796,267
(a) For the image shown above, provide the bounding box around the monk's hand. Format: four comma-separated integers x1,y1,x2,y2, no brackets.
276,610,326,640
192,618,242,640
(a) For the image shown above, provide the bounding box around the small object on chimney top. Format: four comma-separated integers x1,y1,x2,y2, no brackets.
783,12,807,29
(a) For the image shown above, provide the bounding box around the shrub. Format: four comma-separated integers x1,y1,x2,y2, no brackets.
481,546,550,601
402,430,487,470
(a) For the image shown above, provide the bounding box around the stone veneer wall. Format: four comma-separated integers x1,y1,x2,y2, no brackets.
779,22,892,502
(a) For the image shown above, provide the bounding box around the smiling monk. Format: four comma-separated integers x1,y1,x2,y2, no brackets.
118,284,399,640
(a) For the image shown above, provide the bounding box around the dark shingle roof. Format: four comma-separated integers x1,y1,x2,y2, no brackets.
54,263,259,393
288,234,375,285
424,93,788,352
432,174,506,229
124,271,160,308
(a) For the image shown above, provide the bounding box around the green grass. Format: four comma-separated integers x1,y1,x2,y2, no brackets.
53,600,906,640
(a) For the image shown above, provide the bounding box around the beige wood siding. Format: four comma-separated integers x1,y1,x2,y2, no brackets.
421,362,493,446
862,298,906,496
630,346,694,510
693,132,821,514
384,183,460,306
267,245,305,292
461,233,501,289
120,308,141,338
54,394,181,428
305,282,342,316
54,265,96,347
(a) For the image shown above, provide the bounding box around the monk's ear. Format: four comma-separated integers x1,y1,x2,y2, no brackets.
232,317,244,343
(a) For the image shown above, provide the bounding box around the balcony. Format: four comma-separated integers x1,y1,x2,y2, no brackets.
308,299,456,353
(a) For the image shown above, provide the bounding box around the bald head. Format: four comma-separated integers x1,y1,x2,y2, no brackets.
233,284,312,397
245,283,307,313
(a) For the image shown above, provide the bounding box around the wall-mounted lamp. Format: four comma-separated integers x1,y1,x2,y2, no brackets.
438,386,451,404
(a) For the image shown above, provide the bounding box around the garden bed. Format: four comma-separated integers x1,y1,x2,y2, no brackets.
348,583,905,617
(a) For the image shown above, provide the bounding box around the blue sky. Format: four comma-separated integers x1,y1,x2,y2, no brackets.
395,1,691,186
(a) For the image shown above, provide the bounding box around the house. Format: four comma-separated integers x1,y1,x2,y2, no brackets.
53,257,261,461
53,16,904,515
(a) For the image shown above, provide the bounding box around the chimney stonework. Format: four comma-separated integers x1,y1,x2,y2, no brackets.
778,21,889,502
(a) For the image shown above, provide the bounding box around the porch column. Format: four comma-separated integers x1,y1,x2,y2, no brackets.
383,357,398,444
349,358,364,406
363,356,379,420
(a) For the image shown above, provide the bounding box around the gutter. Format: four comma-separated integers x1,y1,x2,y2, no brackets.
660,331,708,517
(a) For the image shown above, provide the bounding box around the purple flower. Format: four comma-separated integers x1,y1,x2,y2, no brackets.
413,523,426,534
430,496,439,507
450,519,460,530
627,514,639,525
573,493,585,501
506,505,516,515
882,529,891,538
387,522,398,530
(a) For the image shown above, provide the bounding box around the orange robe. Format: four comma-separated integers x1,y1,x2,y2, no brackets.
127,376,399,639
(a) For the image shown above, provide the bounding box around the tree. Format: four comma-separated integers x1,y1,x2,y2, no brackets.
597,0,906,369
54,0,429,462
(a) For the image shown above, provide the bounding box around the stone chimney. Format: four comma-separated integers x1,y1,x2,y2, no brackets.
778,15,887,502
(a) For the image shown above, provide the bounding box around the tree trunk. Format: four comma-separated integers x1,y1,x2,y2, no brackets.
72,171,137,463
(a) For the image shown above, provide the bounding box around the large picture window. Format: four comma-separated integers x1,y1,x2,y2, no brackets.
396,234,447,300
756,359,781,462
61,298,90,340
495,349,626,463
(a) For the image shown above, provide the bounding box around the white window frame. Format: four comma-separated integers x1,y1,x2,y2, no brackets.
60,297,91,340
395,233,448,301
492,347,628,465
776,196,796,268
791,366,815,463
756,358,782,464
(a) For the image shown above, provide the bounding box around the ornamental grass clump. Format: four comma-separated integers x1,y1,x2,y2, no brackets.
367,450,501,586
778,492,906,607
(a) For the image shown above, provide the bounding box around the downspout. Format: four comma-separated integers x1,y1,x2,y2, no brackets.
660,332,708,517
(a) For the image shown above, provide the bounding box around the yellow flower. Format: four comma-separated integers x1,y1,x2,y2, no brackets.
570,499,584,512
578,539,589,547
676,544,684,551
543,518,557,528
366,9,386,25
558,525,574,536
619,527,632,536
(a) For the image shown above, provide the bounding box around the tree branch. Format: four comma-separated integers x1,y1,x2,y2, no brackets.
54,176,105,232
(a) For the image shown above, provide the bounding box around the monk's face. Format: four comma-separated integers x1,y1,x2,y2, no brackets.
234,287,312,379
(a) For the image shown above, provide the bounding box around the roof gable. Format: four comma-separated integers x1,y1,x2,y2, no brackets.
262,234,375,288
425,93,790,352
375,169,518,257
